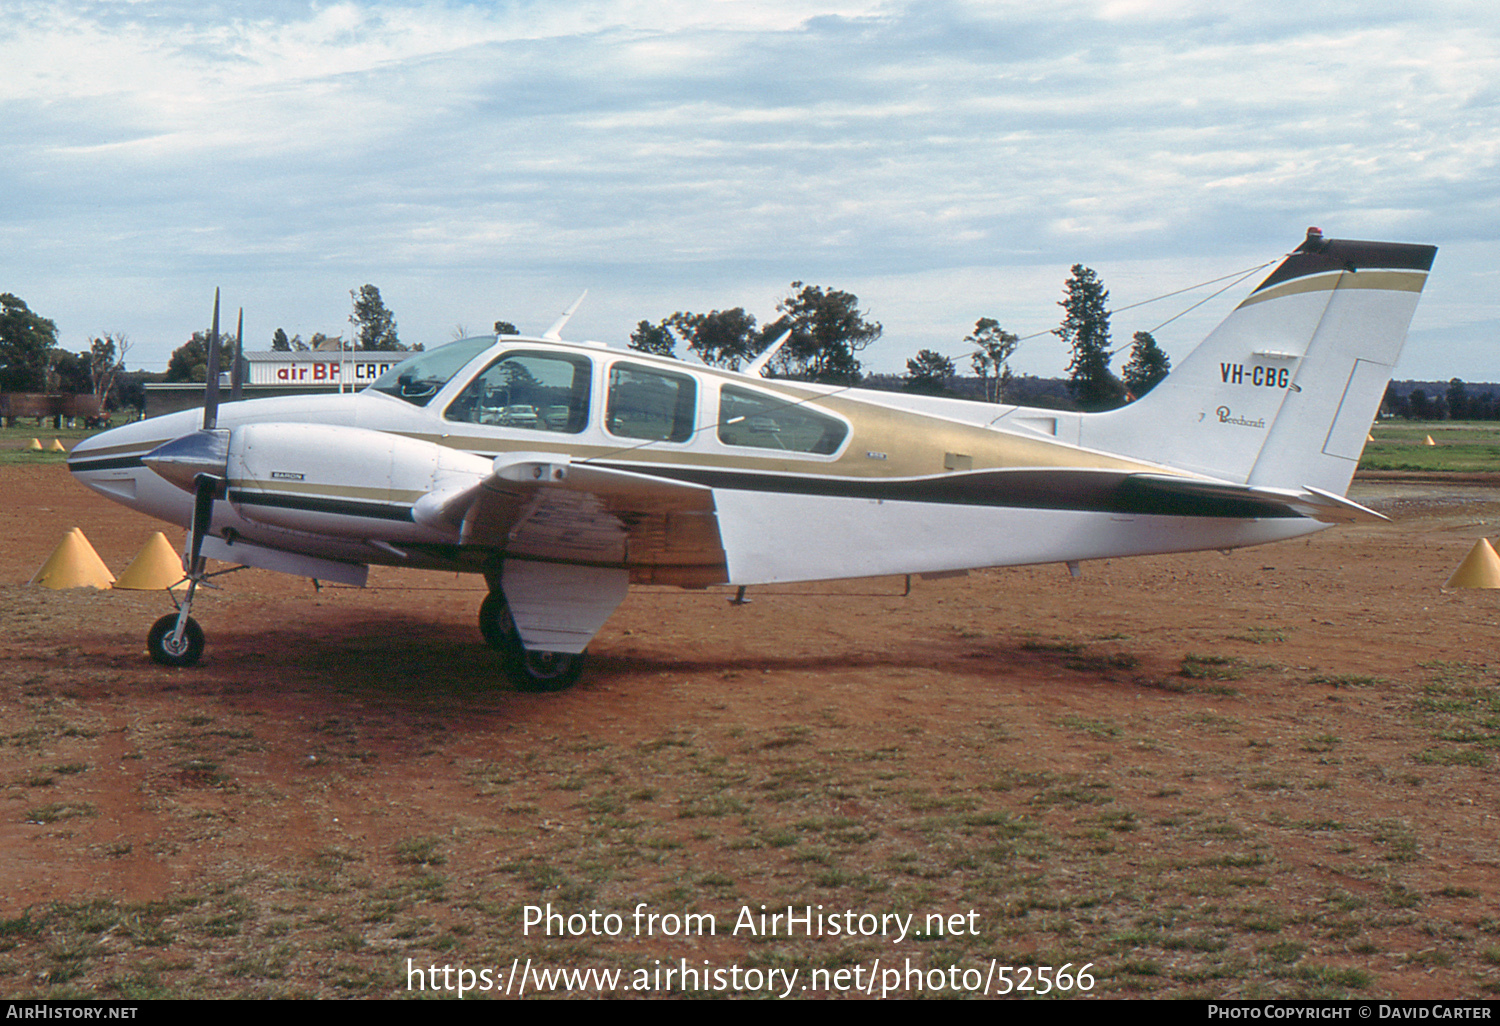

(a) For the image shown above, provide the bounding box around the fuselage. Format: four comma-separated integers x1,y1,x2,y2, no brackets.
68,336,1325,587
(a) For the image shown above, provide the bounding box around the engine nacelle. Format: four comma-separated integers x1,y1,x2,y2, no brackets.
225,422,490,542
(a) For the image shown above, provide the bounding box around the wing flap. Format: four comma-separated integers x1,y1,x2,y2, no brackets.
457,454,729,579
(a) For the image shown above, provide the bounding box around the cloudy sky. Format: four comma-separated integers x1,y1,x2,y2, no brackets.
5,0,1498,381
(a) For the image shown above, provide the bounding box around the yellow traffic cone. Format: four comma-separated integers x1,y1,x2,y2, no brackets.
30,528,116,589
27,438,42,451
1445,539,1500,589
1425,435,1437,446
49,439,66,452
113,532,186,591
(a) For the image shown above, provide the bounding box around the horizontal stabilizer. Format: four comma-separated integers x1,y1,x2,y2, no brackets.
1127,474,1387,524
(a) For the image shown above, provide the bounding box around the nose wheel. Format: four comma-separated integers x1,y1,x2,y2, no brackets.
147,613,204,667
478,592,585,692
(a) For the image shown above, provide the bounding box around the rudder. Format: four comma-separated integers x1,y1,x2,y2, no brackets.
1079,229,1437,493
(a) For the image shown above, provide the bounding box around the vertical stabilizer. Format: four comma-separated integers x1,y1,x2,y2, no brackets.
1079,230,1436,494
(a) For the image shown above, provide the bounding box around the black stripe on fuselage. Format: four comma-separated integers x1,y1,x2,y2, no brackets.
600,462,1302,520
227,490,416,522
68,454,146,473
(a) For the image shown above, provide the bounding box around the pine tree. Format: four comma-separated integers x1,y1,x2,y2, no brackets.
904,349,954,395
1122,330,1171,398
351,284,402,351
1057,265,1123,410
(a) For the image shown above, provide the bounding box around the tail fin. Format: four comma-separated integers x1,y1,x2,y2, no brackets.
1080,229,1437,494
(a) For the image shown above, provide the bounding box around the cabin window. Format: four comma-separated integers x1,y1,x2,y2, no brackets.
365,336,494,407
716,385,847,455
443,351,592,432
606,363,696,444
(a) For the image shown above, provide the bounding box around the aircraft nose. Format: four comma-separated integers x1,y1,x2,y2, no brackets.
66,423,134,476
66,413,194,478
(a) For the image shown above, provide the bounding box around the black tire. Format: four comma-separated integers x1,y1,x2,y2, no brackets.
478,592,519,652
147,614,204,667
507,648,586,693
479,592,585,691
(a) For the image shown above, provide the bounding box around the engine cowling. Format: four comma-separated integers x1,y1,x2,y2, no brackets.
224,422,491,543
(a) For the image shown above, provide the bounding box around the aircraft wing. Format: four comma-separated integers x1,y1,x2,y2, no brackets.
416,453,729,585
1123,474,1388,524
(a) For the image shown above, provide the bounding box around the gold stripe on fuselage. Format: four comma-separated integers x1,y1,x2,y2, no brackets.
69,438,174,460
227,478,426,505
408,364,1173,483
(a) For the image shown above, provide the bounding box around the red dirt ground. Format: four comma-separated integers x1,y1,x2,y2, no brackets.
3,456,1500,999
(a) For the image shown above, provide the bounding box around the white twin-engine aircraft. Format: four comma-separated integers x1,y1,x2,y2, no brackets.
68,229,1436,690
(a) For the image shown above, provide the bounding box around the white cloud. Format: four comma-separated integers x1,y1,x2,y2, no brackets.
1,0,1496,381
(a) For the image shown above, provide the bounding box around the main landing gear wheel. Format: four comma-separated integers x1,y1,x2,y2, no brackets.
509,648,586,693
478,592,586,693
478,592,518,652
147,614,204,667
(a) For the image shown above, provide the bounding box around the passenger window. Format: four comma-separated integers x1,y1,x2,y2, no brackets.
717,385,847,455
607,363,696,443
444,351,591,432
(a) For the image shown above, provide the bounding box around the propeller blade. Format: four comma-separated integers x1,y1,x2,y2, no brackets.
231,306,244,403
188,473,218,571
203,289,222,430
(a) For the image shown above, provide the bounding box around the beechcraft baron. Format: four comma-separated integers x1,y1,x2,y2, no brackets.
68,229,1436,690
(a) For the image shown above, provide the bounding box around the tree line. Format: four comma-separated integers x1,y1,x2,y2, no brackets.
0,293,137,407
901,264,1169,408
265,285,413,356
1383,380,1500,421
625,282,881,384
626,266,1170,410
0,265,1195,414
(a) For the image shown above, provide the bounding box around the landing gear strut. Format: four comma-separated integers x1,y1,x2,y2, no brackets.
145,469,223,667
478,591,586,692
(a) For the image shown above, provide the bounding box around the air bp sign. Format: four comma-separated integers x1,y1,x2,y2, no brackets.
248,356,398,386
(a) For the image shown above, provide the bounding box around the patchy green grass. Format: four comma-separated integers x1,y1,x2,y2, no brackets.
24,802,97,824
1405,663,1500,767
1307,673,1385,689
1368,423,1500,474
0,424,121,464
1228,626,1290,645
1361,422,1500,473
1180,654,1245,681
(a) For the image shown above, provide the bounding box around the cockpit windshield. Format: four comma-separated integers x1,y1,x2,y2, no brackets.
365,337,496,406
